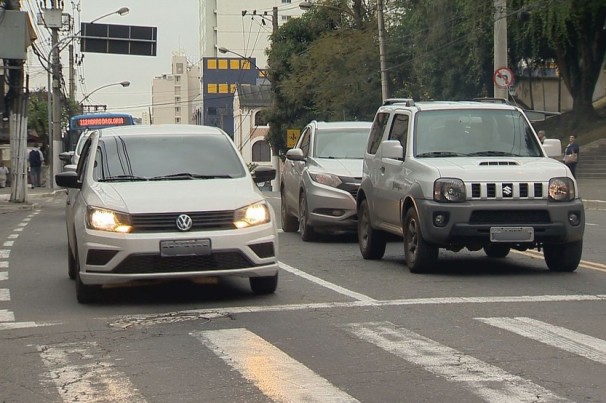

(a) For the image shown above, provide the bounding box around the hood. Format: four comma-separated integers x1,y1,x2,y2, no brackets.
310,157,363,178
417,157,571,182
84,177,264,213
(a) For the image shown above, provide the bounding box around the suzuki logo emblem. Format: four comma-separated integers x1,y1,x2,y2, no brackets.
502,185,513,196
176,214,193,231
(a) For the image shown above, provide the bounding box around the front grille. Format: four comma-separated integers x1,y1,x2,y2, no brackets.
470,210,550,224
469,182,544,199
130,211,235,232
337,177,361,200
108,251,255,274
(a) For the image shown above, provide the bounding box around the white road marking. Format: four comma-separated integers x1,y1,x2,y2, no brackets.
0,322,44,330
279,262,378,303
3,241,14,247
192,328,359,403
346,321,569,403
0,262,7,268
513,250,606,272
14,227,23,232
0,249,9,259
109,294,606,328
0,272,7,281
0,288,9,301
17,222,27,227
8,234,18,239
0,309,15,322
477,317,606,365
38,341,147,403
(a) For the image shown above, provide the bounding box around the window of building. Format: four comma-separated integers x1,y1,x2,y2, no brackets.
282,0,291,3
254,111,267,126
175,96,181,104
207,107,217,115
175,106,181,115
175,86,181,94
175,117,181,123
252,140,271,162
281,15,291,21
176,63,184,74
175,76,181,83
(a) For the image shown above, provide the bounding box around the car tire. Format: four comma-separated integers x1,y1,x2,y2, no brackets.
483,244,511,258
544,240,582,272
299,193,317,242
404,208,438,273
68,243,76,280
281,191,299,232
358,199,386,260
250,273,278,295
74,243,101,304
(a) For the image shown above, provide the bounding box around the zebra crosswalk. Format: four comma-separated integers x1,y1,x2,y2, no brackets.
32,316,606,402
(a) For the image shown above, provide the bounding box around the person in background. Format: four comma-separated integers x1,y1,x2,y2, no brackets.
563,134,580,178
28,143,44,188
537,130,546,144
0,162,9,188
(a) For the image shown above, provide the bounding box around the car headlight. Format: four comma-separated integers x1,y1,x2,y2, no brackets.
434,178,466,202
234,201,270,229
549,177,575,201
309,172,342,188
86,206,132,233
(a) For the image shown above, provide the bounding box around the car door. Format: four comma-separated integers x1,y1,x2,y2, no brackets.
283,126,311,214
374,112,410,230
65,135,93,250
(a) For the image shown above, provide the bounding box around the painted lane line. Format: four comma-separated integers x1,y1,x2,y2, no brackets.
108,294,606,329
346,321,569,403
0,249,9,259
14,227,23,232
0,309,15,322
279,262,378,303
17,223,27,227
0,288,9,301
8,234,18,239
0,321,60,330
513,250,606,272
3,241,14,247
477,317,606,365
0,272,7,281
38,342,147,403
0,262,7,268
192,328,359,403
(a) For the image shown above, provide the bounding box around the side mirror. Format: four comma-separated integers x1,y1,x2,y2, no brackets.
379,140,404,160
59,151,74,163
285,148,305,161
252,166,276,184
55,171,81,189
542,138,562,158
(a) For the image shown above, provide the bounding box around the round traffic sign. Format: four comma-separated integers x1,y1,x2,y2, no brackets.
493,67,514,89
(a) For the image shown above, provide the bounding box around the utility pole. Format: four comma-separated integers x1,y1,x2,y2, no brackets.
271,6,280,192
494,0,508,99
50,0,63,189
377,0,390,101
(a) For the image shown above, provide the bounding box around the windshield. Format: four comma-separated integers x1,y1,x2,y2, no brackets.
414,109,542,158
314,128,370,159
93,134,247,182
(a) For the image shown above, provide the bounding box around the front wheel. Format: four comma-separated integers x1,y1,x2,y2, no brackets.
281,191,299,232
358,199,386,260
67,243,76,280
250,274,278,295
404,208,438,273
544,240,582,272
299,193,317,242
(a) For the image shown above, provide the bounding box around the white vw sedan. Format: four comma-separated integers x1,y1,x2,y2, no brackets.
55,124,278,303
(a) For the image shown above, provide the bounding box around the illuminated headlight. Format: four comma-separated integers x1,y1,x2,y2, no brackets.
434,178,466,202
234,201,270,229
309,173,342,188
86,207,132,233
549,177,575,201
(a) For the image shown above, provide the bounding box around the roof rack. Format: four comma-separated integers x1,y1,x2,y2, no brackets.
383,98,415,107
472,97,510,104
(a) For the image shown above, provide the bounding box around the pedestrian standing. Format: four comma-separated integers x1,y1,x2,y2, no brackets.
0,162,9,188
537,130,546,144
28,143,44,188
563,134,579,178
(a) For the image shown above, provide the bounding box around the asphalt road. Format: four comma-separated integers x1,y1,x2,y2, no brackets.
0,192,605,402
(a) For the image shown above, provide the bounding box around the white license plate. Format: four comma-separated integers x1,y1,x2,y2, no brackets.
160,239,211,257
490,227,534,242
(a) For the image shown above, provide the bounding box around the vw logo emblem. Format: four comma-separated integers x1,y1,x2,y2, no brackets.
176,214,193,231
502,185,513,196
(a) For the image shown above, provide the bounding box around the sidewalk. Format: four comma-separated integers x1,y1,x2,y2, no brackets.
0,179,604,212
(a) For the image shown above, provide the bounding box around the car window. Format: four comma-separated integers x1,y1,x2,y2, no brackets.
387,113,409,150
76,136,93,182
314,128,370,159
367,112,389,154
299,129,311,157
93,134,247,181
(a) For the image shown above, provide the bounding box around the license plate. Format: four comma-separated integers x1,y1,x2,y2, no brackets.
490,227,534,242
160,239,211,257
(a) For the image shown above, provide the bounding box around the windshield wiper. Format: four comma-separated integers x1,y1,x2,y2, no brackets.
149,173,233,180
467,151,518,156
99,175,149,182
416,151,466,158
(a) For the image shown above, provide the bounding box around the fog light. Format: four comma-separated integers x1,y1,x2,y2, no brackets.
332,209,344,216
568,212,581,226
433,212,448,227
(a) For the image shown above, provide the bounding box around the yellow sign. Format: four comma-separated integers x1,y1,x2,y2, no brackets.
287,129,301,148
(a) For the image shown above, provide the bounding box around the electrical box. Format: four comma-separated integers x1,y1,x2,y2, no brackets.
0,11,36,60
42,8,63,28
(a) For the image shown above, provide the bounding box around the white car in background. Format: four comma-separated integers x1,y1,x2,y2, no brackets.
280,120,372,241
55,124,279,303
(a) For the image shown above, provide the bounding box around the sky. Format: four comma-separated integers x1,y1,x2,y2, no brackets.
24,0,200,119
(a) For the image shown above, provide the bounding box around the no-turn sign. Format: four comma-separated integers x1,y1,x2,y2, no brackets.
493,67,514,89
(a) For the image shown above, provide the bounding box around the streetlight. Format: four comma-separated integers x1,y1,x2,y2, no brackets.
299,0,390,100
217,47,269,82
80,81,130,106
47,7,129,188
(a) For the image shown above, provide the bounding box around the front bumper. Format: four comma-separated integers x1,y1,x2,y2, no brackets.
305,182,358,229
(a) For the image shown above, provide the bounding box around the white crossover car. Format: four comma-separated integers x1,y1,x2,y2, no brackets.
55,124,279,303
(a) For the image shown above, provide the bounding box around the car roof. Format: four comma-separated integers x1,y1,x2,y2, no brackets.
312,121,373,129
379,101,520,113
98,124,227,138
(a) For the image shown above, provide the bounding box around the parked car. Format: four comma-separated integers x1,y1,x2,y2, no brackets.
55,124,279,303
357,99,584,273
280,120,372,241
